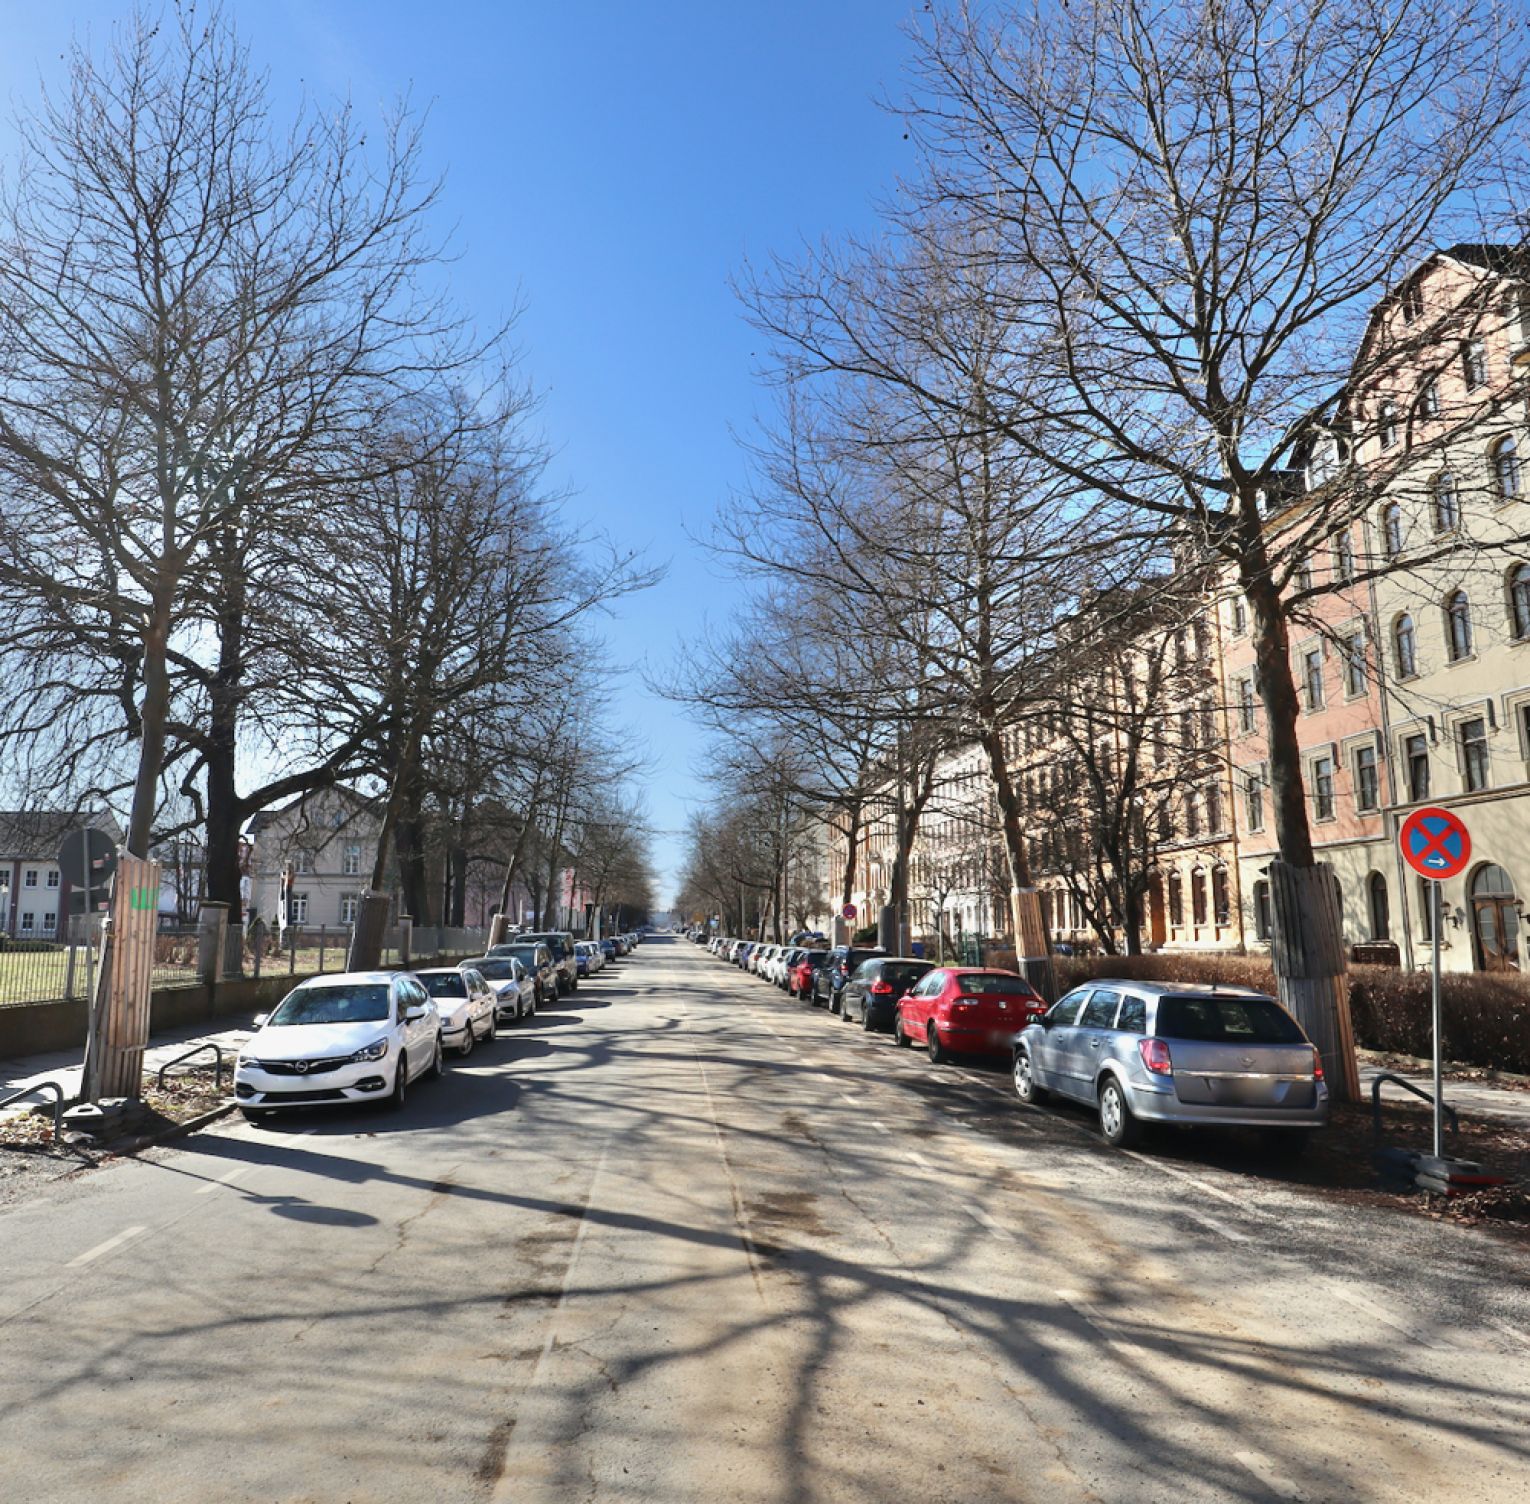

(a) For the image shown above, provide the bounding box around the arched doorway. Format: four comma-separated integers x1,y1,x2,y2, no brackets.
1471,863,1521,973
1367,872,1390,941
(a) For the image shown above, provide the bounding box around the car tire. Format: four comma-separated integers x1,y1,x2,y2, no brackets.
389,1055,408,1111
485,1011,498,1043
894,1015,912,1048
428,1032,445,1080
1013,1048,1048,1105
927,1024,949,1065
1098,1077,1140,1148
861,1007,876,1032
459,1021,475,1058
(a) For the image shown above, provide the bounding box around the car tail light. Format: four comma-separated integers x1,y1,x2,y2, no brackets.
1138,1037,1172,1076
1312,1047,1324,1080
869,980,894,995
951,997,979,1011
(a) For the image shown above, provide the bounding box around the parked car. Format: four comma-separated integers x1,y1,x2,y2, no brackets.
234,971,443,1118
775,947,804,989
573,941,598,978
414,966,498,1056
895,968,1046,1061
813,946,887,1011
788,949,829,999
839,957,935,1031
599,938,618,963
489,941,555,1007
1012,982,1329,1149
466,954,534,1021
518,931,579,994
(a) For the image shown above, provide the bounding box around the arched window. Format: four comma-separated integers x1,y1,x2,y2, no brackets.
1493,436,1522,501
1212,865,1231,925
1367,872,1390,941
1168,870,1184,928
1445,589,1474,661
1509,563,1530,640
1191,869,1208,925
1383,503,1404,556
1432,473,1459,534
1394,613,1418,678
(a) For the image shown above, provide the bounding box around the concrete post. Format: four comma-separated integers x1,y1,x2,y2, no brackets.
196,902,229,984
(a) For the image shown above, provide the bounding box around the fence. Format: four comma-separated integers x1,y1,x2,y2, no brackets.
0,914,489,1008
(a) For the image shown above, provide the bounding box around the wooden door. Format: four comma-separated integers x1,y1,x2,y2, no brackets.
1473,898,1521,973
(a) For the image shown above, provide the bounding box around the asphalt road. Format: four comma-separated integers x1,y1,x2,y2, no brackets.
1,937,1527,1503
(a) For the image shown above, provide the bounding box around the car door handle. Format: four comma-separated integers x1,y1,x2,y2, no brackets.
1088,1036,1103,1048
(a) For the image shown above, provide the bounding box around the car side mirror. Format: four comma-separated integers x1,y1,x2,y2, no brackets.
405,1006,426,1021
252,1013,269,1028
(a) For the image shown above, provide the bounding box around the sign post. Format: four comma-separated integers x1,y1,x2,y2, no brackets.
58,829,117,1103
1398,807,1472,1159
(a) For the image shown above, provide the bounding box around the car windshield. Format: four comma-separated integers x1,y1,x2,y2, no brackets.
506,947,540,967
416,973,467,998
268,983,390,1026
955,973,1032,996
1156,995,1306,1044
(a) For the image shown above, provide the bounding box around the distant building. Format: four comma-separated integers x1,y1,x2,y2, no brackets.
0,810,123,939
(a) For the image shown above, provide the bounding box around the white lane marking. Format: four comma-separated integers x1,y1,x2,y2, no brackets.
1055,1289,1149,1361
528,1138,612,1388
195,1165,253,1195
1489,1319,1530,1348
1328,1285,1446,1349
67,1226,147,1268
1232,1450,1305,1501
840,1093,864,1105
1122,1150,1256,1212
966,1204,1013,1241
1182,1208,1250,1244
872,1119,889,1132
907,1150,932,1169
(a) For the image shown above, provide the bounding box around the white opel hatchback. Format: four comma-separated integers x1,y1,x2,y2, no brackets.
234,971,444,1119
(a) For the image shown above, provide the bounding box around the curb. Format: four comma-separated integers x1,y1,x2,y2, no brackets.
108,1100,237,1156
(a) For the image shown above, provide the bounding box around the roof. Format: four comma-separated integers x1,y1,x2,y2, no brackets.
245,786,375,838
1080,978,1274,999
0,810,121,860
292,970,399,986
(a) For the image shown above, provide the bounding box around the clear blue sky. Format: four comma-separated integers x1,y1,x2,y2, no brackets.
0,1,923,905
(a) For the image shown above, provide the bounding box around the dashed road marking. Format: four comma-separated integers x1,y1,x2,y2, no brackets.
1232,1450,1305,1500
965,1204,1013,1241
907,1150,932,1169
1182,1208,1250,1244
1122,1151,1256,1212
67,1226,147,1268
195,1166,253,1195
1056,1288,1149,1361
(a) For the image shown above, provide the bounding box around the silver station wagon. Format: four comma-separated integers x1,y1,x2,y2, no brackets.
1012,981,1329,1150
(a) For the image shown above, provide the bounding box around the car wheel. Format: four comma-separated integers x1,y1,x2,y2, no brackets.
840,1000,854,1023
459,1021,475,1058
927,1024,949,1065
861,1007,876,1032
1013,1048,1047,1105
1098,1077,1140,1148
829,992,841,1015
894,1015,912,1048
428,1032,445,1080
485,1010,497,1042
389,1055,408,1111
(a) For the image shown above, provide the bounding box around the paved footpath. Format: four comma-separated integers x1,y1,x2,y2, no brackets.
0,939,1526,1503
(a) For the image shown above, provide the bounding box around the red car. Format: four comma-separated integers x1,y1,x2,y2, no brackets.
895,967,1046,1063
789,949,828,999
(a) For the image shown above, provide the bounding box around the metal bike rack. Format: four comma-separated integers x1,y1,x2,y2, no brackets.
0,1080,65,1139
1371,1071,1458,1140
155,1042,228,1094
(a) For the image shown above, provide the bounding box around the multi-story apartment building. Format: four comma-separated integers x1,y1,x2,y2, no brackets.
247,787,387,930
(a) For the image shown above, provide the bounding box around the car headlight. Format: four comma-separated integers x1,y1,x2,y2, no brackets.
350,1038,390,1063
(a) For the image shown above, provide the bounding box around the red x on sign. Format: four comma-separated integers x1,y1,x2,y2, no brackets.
1399,807,1472,881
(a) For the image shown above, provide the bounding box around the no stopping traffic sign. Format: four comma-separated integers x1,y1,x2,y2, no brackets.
1399,807,1472,881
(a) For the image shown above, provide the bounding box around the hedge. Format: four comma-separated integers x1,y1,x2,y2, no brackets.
1047,952,1530,1074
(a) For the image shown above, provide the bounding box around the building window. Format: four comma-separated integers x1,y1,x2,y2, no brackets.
1237,676,1257,733
1205,781,1221,832
41,911,56,934
1404,732,1430,802
1232,598,1248,635
290,849,313,875
1510,563,1530,640
289,892,309,924
1244,772,1265,832
1180,708,1196,750
1418,876,1435,941
1379,401,1399,450
1394,613,1418,678
340,894,360,925
1416,376,1440,421
1212,866,1231,926
1368,873,1391,941
1382,503,1404,556
1168,871,1184,927
1401,280,1424,323
1295,558,1314,594
1333,529,1355,584
1253,880,1272,942
1191,869,1208,925
1432,472,1460,533
23,870,36,888
1463,339,1487,390
1185,791,1201,839
343,843,362,877
1354,744,1380,812
19,911,34,934
1312,755,1336,821
1493,436,1522,501
45,870,60,889
1342,632,1366,698
1303,649,1324,711
1445,589,1474,661
1460,716,1490,792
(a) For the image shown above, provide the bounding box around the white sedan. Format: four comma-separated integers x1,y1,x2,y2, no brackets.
466,954,534,1022
234,971,443,1118
414,966,498,1056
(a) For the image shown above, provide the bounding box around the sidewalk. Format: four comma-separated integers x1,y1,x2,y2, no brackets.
0,1012,259,1118
1358,1060,1530,1131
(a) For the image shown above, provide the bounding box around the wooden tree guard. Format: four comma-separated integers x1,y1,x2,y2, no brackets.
1011,887,1057,1001
1267,859,1361,1102
95,855,163,1100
